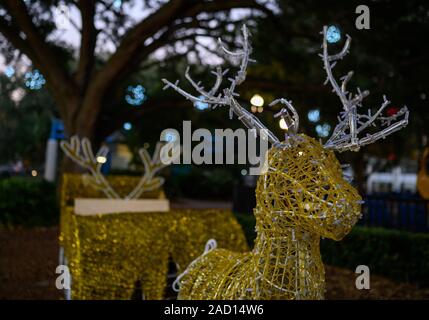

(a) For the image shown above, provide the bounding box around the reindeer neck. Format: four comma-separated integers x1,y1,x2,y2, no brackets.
251,208,324,299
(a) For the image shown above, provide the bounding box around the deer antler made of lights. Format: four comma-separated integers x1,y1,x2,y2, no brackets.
60,136,167,199
162,25,409,299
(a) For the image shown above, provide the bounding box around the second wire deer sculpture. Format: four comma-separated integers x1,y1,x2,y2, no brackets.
162,25,409,299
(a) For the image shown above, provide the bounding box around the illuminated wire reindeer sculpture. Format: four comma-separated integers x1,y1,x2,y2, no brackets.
60,136,167,199
162,25,409,300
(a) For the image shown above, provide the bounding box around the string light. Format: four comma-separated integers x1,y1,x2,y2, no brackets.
316,123,331,137
125,85,146,106
113,0,122,10
307,109,320,123
4,65,15,78
96,156,107,164
164,130,178,142
250,94,264,107
31,170,38,177
123,122,132,131
326,25,341,43
279,118,288,130
194,95,209,110
25,69,46,90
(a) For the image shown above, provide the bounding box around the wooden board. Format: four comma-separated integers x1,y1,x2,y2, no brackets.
74,198,170,216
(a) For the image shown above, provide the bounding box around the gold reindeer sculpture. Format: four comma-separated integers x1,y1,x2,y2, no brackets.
162,25,409,299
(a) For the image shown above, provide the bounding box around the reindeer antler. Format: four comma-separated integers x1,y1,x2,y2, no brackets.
320,25,409,152
126,142,168,200
162,25,285,146
60,136,120,199
61,137,167,199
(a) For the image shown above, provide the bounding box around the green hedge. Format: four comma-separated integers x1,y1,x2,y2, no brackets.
321,226,429,286
165,167,236,200
233,212,429,286
234,212,257,245
0,177,59,227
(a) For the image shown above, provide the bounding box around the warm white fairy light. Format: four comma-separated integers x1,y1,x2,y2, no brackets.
279,118,288,130
96,156,107,164
250,94,264,107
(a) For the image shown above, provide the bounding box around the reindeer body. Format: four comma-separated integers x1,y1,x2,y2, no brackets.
164,25,408,300
177,135,361,299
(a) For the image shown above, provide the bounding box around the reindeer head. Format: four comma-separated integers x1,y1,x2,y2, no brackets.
60,136,168,200
162,25,409,240
255,134,361,240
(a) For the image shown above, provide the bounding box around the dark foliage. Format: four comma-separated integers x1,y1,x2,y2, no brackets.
0,177,59,227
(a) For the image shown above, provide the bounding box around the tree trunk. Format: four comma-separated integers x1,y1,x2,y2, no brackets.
59,97,99,173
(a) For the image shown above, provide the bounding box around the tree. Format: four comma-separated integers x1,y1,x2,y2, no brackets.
0,0,271,161
0,75,56,165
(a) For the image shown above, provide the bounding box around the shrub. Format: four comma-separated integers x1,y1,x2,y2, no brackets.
165,166,236,200
321,226,429,286
233,212,429,286
234,212,257,246
0,177,59,227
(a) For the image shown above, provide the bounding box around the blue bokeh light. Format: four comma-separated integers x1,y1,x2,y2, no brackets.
326,25,341,44
123,122,132,131
113,0,122,9
4,66,15,78
125,85,146,106
164,130,178,142
316,123,331,138
194,95,209,110
307,109,321,123
25,69,46,90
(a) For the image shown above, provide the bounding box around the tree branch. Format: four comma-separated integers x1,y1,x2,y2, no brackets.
80,0,268,135
3,0,77,115
0,18,37,64
75,0,97,92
